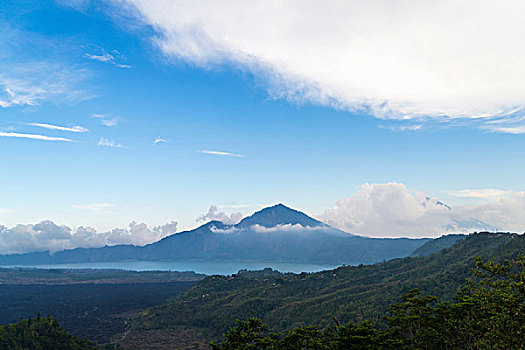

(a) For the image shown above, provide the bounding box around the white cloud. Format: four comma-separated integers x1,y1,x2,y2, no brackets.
484,125,525,134
0,219,178,254
0,64,91,109
119,0,525,128
0,209,14,214
98,137,123,148
448,189,510,199
320,182,518,238
0,132,75,142
389,124,423,132
26,123,89,133
101,119,119,127
454,192,525,233
249,223,327,234
197,205,243,225
209,226,239,234
154,136,167,143
72,203,115,211
0,24,90,110
91,114,119,127
84,44,131,68
199,150,245,157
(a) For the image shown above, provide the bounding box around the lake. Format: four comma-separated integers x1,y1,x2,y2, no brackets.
0,261,337,275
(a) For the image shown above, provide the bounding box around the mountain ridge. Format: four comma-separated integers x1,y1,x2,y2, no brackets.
234,203,325,229
0,204,431,266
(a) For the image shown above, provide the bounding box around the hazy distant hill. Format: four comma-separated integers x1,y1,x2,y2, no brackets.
0,204,430,266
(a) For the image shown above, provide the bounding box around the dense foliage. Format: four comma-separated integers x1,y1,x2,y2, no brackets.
132,233,524,338
0,316,101,350
211,255,525,349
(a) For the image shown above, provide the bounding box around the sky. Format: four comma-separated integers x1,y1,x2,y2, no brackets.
1,0,525,253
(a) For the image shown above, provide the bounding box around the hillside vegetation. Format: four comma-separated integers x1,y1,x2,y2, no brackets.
0,316,103,350
130,233,524,340
212,254,525,349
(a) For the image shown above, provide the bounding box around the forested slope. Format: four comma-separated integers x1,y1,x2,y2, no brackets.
0,316,104,350
130,233,524,339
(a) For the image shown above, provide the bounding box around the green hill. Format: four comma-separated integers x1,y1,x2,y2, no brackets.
129,233,524,340
410,233,467,257
0,316,103,350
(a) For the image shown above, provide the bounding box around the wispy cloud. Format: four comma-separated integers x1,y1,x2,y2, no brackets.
391,124,423,132
199,150,245,157
0,208,15,214
0,83,44,108
101,119,119,127
92,114,119,127
84,44,131,69
72,203,115,211
0,132,75,142
483,125,525,134
448,189,510,199
154,136,167,144
0,65,92,109
26,122,89,133
98,137,123,148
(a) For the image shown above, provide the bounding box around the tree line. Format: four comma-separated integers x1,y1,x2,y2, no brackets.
211,256,525,349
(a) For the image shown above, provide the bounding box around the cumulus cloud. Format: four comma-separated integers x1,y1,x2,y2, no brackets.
321,183,525,238
455,193,525,233
117,0,525,129
199,150,245,157
26,123,89,133
0,132,75,142
197,205,243,225
0,219,178,255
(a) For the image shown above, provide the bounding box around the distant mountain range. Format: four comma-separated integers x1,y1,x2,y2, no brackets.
0,204,436,266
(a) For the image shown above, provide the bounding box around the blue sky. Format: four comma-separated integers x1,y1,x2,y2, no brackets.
1,1,525,249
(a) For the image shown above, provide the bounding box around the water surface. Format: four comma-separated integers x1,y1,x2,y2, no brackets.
0,261,336,275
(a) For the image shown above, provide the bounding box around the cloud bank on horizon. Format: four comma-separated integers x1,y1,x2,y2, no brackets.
0,220,178,255
321,183,525,238
2,182,525,254
119,0,525,131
